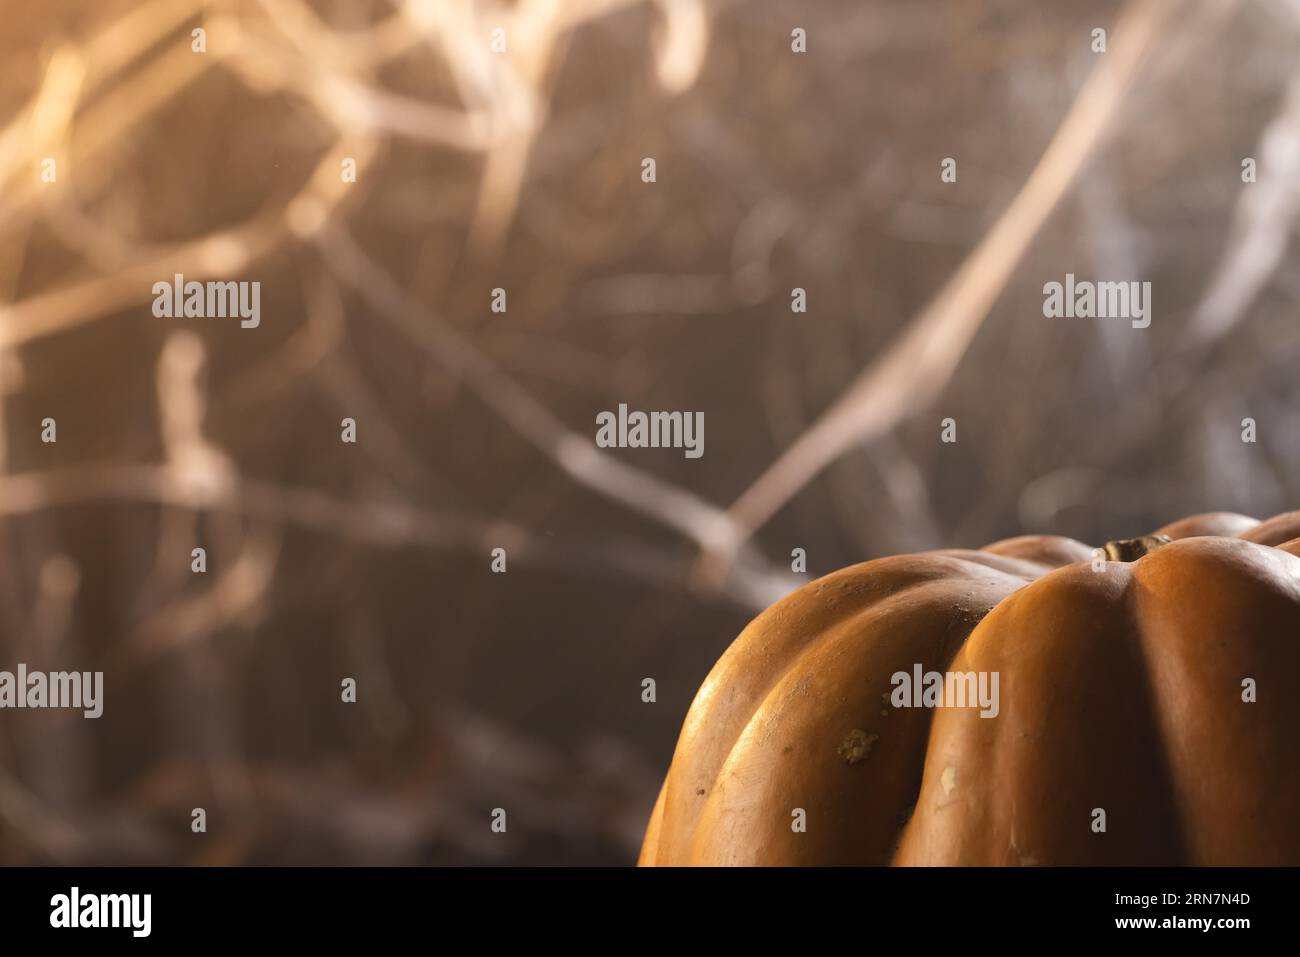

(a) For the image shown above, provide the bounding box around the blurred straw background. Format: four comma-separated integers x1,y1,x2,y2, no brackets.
0,0,1298,864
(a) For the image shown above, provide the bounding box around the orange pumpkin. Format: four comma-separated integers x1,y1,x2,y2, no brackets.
640,511,1300,865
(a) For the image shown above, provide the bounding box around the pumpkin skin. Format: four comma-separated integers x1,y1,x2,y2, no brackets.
640,511,1300,866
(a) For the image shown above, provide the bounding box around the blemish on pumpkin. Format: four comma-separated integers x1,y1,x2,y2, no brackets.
696,788,706,796
838,729,878,765
941,765,957,795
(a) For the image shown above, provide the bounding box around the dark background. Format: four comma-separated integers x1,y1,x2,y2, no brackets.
0,0,1297,864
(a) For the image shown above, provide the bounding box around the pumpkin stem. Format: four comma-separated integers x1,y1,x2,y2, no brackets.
1101,534,1172,562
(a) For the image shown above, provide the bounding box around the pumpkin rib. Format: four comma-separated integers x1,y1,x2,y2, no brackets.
980,534,1095,567
1236,509,1300,546
1156,511,1259,540
931,548,1073,579
1127,537,1300,863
